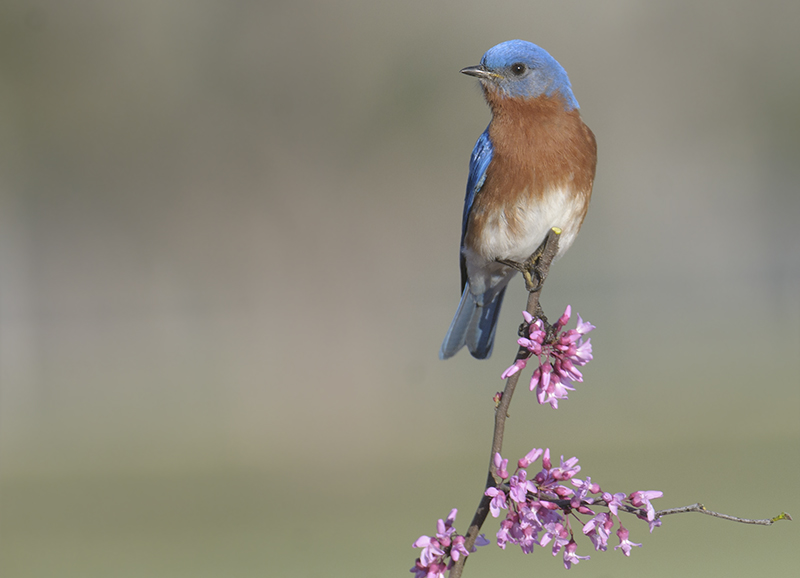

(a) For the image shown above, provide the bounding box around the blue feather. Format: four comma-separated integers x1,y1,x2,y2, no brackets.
439,129,506,360
459,128,493,291
479,40,579,109
439,283,507,360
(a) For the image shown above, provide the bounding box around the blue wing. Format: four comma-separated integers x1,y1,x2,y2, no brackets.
439,127,503,360
459,127,493,290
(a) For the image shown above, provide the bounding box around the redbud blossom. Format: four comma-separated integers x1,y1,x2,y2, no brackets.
603,492,627,516
629,491,663,521
555,305,572,331
494,452,509,479
485,487,508,518
410,510,488,577
443,446,661,570
614,525,642,556
583,512,613,551
518,447,543,469
505,306,594,409
501,358,527,379
562,539,590,569
551,455,581,481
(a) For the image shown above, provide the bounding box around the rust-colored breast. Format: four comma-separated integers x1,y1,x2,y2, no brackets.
464,91,597,254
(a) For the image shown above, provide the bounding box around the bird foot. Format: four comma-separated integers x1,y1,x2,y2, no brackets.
495,259,542,292
497,228,562,292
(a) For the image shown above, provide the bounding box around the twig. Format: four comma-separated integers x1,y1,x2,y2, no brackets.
655,503,792,525
486,493,792,527
448,229,561,578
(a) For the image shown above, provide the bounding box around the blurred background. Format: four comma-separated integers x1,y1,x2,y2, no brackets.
1,1,798,576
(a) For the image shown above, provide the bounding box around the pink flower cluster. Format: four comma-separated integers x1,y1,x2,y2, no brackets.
485,448,663,569
410,509,490,578
501,306,594,408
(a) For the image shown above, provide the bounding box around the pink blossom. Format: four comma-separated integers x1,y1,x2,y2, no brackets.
517,337,542,355
485,487,507,518
493,453,509,479
501,358,527,379
563,539,590,569
576,314,595,334
555,305,572,331
645,516,662,533
539,362,552,390
509,308,596,408
629,490,663,521
570,476,597,510
412,535,445,567
496,516,514,549
457,445,662,569
603,492,626,516
518,447,543,469
437,508,458,539
410,558,446,578
449,535,470,561
536,374,575,409
553,485,574,499
410,509,487,577
541,520,570,553
582,512,612,551
551,455,581,481
573,338,593,364
557,357,583,382
572,476,601,495
614,525,642,556
508,470,533,503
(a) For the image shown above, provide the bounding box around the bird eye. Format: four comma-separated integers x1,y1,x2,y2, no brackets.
510,63,526,76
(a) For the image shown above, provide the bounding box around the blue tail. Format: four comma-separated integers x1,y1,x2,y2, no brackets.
439,283,507,359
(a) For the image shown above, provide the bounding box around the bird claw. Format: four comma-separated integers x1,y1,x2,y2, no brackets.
497,229,558,293
496,257,545,291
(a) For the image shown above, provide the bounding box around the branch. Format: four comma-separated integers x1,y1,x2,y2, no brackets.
655,503,793,526
448,229,561,578
465,488,792,528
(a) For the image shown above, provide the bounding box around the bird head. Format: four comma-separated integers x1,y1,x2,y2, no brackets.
461,40,579,110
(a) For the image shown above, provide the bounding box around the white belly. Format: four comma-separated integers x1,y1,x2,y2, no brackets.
463,186,586,299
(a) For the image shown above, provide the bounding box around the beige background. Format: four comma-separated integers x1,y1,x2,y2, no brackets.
1,1,798,576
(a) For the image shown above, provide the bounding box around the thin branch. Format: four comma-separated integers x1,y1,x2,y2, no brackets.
482,491,792,528
440,226,790,578
655,503,793,526
449,229,561,578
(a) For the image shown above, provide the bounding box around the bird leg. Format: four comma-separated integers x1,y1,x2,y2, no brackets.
497,227,562,293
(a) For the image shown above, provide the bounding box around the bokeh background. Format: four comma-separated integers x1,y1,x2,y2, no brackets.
1,1,798,576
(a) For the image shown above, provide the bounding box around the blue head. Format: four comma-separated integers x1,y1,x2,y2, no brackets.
461,40,579,110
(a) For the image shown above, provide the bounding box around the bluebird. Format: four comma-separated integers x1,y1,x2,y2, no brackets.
440,40,597,360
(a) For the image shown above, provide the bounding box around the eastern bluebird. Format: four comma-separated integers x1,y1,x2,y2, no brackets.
440,40,597,360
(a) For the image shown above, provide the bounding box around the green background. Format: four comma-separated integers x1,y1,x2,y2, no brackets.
2,1,798,576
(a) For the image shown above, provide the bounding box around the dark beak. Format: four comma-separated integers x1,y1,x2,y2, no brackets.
460,65,498,80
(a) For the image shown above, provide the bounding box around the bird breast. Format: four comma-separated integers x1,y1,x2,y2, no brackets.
466,184,587,263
